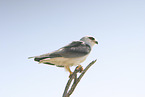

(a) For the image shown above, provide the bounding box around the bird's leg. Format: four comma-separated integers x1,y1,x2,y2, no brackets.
65,66,73,77
76,65,84,73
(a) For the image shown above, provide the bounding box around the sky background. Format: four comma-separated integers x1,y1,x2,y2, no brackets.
0,0,145,97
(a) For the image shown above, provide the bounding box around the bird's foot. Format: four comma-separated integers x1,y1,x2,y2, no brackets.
76,65,83,73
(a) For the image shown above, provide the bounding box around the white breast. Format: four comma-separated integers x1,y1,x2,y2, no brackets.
39,55,88,67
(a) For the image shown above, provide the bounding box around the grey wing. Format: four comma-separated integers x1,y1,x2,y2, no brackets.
53,41,91,58
33,41,91,62
33,53,53,62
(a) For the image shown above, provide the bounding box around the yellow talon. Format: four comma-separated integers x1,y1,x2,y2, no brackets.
65,66,73,77
76,65,83,73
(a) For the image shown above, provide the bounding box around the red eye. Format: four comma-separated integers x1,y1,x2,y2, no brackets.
89,37,95,40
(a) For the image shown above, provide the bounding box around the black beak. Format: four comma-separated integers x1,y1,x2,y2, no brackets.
95,41,98,44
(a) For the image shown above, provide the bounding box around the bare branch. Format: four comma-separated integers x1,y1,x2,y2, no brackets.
62,59,97,97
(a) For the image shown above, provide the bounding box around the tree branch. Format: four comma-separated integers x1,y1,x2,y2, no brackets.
62,59,97,97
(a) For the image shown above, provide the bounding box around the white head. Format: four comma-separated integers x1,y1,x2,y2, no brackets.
80,36,98,47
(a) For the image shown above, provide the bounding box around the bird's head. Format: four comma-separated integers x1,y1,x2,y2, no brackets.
80,36,98,47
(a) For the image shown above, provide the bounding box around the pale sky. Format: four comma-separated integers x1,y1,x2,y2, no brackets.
0,0,145,97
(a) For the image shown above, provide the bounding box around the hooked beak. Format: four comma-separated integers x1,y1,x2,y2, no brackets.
95,41,98,44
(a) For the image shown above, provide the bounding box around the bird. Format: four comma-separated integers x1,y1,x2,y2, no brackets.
28,36,98,76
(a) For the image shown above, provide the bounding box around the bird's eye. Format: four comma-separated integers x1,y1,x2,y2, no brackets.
89,37,95,40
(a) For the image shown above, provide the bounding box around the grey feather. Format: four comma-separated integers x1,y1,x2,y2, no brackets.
34,41,91,62
57,41,91,58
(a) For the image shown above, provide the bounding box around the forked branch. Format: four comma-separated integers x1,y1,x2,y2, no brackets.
62,59,97,97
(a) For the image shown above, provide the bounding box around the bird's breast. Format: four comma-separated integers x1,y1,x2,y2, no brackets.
39,55,88,67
